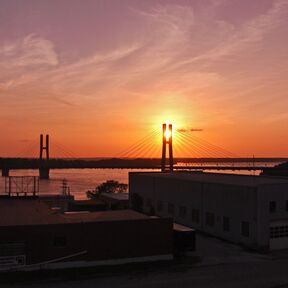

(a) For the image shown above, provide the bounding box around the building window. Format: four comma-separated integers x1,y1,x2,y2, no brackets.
223,216,230,232
191,208,199,223
270,226,288,238
179,206,187,218
168,203,175,215
241,221,249,237
205,212,215,227
53,236,66,247
269,201,276,213
157,200,163,212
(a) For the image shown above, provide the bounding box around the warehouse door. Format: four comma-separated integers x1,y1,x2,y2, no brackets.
269,222,288,250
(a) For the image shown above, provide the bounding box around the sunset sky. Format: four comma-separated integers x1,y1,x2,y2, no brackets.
1,0,288,157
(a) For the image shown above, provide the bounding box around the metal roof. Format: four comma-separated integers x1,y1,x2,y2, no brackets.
0,198,148,227
63,210,148,222
130,171,288,187
0,199,65,226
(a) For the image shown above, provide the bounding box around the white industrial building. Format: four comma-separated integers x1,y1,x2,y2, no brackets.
129,171,288,251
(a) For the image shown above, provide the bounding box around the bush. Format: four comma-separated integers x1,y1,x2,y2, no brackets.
86,180,128,199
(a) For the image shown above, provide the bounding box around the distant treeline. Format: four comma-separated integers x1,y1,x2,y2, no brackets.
0,157,162,169
175,157,288,163
261,161,288,177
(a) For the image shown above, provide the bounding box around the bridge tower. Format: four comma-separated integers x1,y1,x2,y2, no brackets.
161,123,174,172
39,134,50,179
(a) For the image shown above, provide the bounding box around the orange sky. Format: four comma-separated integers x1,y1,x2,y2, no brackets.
1,0,288,158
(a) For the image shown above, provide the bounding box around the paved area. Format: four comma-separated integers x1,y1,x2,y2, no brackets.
2,234,288,288
191,233,269,266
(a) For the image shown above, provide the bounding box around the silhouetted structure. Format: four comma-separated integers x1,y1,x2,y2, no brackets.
4,176,39,197
161,123,173,172
1,167,9,177
39,134,50,179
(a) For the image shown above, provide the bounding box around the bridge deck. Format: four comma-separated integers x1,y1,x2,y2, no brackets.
0,165,270,171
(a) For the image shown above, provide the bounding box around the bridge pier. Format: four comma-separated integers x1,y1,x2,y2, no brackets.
2,168,9,177
39,167,50,179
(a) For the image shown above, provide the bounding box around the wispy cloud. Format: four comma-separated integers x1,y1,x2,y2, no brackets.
0,0,287,119
263,112,288,124
0,34,59,92
0,0,288,156
0,34,58,68
164,0,288,69
177,128,203,133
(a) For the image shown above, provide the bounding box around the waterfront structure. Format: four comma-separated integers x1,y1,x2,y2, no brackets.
129,171,288,251
99,192,129,209
0,198,173,271
67,193,129,212
40,193,74,212
2,176,74,212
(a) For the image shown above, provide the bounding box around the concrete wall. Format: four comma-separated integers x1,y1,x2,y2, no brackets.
257,184,288,250
258,184,288,221
129,173,273,250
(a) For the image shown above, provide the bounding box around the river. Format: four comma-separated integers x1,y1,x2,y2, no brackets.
0,160,285,200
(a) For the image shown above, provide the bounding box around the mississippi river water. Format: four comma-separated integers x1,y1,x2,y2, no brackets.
0,161,285,200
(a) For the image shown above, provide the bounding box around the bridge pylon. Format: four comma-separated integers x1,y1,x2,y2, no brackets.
161,123,174,172
39,134,50,179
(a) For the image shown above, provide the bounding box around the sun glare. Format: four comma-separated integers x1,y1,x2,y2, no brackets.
164,121,174,142
165,128,171,141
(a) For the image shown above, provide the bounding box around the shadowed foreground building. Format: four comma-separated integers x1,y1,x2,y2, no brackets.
129,171,288,251
0,199,173,271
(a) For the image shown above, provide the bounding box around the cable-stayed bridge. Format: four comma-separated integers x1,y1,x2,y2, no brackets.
0,125,285,179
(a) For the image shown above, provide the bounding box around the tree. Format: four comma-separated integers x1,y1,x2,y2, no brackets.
86,180,128,200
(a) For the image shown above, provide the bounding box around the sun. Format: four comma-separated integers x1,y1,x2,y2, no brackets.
165,127,172,141
163,121,174,142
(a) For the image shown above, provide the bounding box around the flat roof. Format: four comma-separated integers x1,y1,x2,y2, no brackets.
0,199,149,227
173,223,194,232
101,192,129,201
71,199,106,206
0,199,65,226
63,210,148,222
130,171,288,187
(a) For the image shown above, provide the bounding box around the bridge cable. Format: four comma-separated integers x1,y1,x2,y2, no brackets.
117,129,160,158
176,131,236,158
